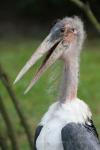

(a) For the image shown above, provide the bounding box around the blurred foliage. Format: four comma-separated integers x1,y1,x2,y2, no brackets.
16,0,100,21
0,0,100,37
0,39,100,149
0,0,100,22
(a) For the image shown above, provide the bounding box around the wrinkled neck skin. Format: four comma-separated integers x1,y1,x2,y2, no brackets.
59,42,80,103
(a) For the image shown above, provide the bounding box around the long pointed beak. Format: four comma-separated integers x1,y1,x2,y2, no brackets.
14,33,60,85
14,30,70,93
24,41,65,93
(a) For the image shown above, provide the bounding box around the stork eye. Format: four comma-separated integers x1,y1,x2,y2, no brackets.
60,28,64,33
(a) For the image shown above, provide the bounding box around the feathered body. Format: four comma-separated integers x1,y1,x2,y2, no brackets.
14,16,100,150
34,99,100,150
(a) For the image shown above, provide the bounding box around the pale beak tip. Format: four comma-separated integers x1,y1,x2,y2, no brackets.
13,75,20,84
13,71,23,85
24,88,30,95
24,90,27,95
13,78,18,85
24,80,36,94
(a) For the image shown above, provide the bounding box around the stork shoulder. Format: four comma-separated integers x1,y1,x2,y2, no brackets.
61,122,100,150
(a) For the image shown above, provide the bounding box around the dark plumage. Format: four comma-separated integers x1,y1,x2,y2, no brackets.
34,126,43,150
62,123,100,150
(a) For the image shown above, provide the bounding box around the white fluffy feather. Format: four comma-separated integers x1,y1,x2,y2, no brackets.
36,98,92,150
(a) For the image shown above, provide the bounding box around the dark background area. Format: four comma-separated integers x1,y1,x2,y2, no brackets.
0,0,100,38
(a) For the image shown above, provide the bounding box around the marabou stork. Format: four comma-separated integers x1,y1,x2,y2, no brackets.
14,16,100,150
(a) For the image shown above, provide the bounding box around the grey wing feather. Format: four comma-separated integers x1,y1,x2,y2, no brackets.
34,125,43,150
84,119,99,139
61,123,100,150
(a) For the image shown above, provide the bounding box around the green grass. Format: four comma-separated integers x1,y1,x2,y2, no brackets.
0,37,100,149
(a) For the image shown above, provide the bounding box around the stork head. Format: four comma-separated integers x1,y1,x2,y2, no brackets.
14,16,85,93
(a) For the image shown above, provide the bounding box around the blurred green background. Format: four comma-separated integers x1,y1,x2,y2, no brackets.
0,0,100,149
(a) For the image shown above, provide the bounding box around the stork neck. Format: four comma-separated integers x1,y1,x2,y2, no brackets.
59,56,79,103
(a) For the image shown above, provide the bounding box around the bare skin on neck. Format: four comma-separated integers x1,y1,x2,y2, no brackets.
60,31,79,103
65,59,79,101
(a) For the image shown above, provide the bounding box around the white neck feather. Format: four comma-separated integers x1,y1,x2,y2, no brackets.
40,98,92,125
